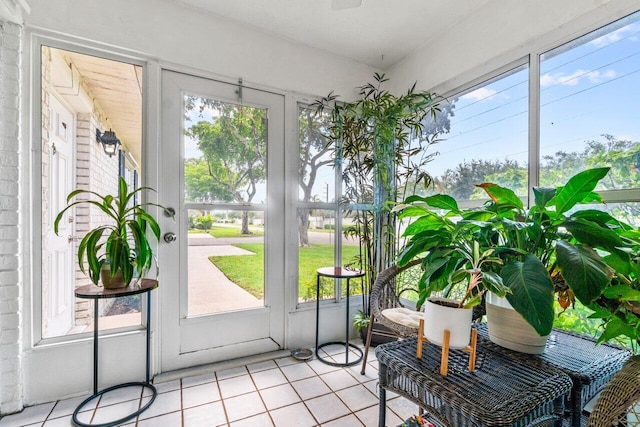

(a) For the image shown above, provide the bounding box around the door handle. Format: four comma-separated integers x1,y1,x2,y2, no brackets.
163,232,177,243
68,235,80,243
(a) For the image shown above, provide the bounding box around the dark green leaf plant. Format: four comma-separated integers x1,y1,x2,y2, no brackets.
399,167,640,347
54,177,170,286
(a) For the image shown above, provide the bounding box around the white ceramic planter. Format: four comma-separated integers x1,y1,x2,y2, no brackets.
485,293,549,354
423,297,473,349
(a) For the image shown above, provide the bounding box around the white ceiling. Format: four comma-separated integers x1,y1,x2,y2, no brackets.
170,0,490,69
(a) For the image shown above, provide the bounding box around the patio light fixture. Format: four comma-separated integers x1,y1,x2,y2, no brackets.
96,128,121,157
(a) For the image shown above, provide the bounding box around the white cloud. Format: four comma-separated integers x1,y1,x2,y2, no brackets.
590,23,640,47
540,69,617,87
461,87,498,102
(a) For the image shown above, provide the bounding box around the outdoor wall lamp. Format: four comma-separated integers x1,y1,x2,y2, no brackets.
96,128,121,157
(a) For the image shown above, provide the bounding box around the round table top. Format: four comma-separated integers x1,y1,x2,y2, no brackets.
317,266,365,279
75,279,158,299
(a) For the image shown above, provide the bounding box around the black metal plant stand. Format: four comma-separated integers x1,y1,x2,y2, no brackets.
72,279,159,427
315,267,365,367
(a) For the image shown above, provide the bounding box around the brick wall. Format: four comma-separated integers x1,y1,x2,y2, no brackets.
0,19,24,415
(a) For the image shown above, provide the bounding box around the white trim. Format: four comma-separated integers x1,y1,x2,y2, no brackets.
528,52,540,204
0,0,29,23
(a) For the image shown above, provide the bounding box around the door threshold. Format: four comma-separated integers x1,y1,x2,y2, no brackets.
154,349,292,384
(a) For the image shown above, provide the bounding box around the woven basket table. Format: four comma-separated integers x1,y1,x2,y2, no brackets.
376,337,572,427
475,323,631,427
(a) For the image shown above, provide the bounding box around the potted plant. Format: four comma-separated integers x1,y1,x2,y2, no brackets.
54,177,169,289
395,194,510,348
399,167,639,353
313,73,447,330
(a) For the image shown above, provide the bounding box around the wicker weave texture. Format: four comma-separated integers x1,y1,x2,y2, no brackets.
587,355,640,427
476,323,631,422
369,259,423,338
377,337,572,427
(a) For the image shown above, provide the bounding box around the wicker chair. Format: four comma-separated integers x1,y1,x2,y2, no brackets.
587,354,640,426
360,259,424,375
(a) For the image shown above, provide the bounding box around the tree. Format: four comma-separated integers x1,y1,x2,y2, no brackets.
298,107,334,247
433,158,526,199
184,158,232,203
186,102,266,234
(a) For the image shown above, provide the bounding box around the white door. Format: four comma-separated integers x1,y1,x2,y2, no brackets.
44,96,75,338
159,71,285,371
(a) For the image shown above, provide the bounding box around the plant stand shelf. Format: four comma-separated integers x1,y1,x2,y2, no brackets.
416,319,477,376
72,279,158,427
315,267,365,367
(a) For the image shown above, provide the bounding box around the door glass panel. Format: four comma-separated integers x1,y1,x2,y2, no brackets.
187,208,264,316
184,96,267,204
40,46,143,339
184,95,267,316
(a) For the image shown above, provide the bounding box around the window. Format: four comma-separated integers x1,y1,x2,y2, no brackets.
540,12,640,194
297,104,362,303
40,46,143,339
428,65,529,202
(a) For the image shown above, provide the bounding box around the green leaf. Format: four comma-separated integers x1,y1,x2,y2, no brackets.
562,218,623,251
556,240,612,305
597,317,634,343
402,214,448,236
533,187,556,209
501,254,555,336
602,285,640,302
461,210,494,221
482,271,509,297
396,205,429,218
397,230,448,266
422,194,459,213
569,209,620,226
549,167,609,216
477,183,523,209
587,303,611,319
604,252,631,275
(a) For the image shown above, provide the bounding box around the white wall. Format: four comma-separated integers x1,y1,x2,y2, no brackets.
25,0,378,100
389,0,640,95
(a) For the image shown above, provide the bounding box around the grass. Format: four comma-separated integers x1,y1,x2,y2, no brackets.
209,243,361,300
189,225,264,238
210,243,265,298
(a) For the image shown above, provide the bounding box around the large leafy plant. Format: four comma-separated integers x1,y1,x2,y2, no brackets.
398,167,640,344
395,194,511,309
54,177,168,286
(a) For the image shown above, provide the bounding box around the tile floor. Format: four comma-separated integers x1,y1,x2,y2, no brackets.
0,344,418,426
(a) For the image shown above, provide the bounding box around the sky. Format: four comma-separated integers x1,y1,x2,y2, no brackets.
428,16,640,185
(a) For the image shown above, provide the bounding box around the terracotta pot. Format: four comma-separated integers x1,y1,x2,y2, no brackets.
100,266,127,289
485,293,548,354
423,297,473,349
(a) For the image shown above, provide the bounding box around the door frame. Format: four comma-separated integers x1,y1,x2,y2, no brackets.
44,94,76,338
157,69,286,372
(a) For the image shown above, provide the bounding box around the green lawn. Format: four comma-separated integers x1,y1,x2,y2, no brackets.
190,225,264,238
209,243,360,300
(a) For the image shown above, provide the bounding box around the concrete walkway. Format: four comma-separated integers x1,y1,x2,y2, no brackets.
187,235,263,316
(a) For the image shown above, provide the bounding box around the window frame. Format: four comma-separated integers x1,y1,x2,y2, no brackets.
439,9,640,210
29,34,149,346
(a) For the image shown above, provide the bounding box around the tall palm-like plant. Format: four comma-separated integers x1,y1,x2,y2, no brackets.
313,73,446,316
54,177,169,287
